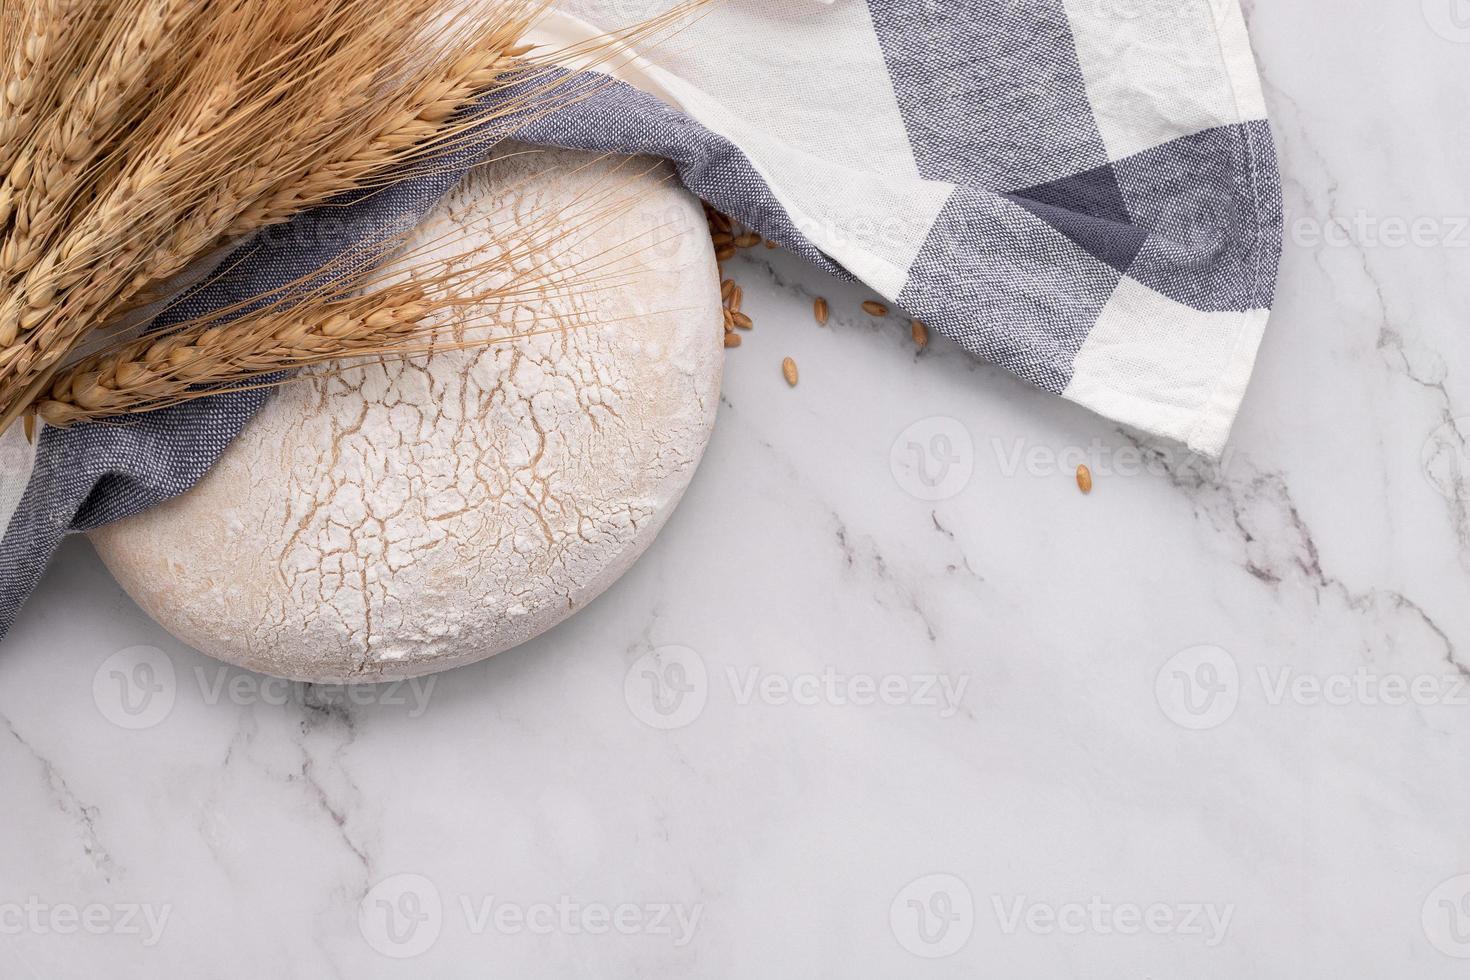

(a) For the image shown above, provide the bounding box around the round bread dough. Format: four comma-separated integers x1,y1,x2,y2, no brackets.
91,147,723,682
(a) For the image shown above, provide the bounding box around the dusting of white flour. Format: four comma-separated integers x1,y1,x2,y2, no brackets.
92,147,723,681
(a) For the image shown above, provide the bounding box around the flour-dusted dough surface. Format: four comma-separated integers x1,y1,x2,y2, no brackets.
91,147,723,681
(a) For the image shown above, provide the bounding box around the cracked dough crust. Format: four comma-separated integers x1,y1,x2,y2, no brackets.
91,147,723,681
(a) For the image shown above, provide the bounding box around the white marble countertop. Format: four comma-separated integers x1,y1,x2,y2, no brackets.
3,2,1470,976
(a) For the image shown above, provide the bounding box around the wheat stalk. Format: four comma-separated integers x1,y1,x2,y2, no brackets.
0,0,188,282
0,0,99,187
0,77,237,392
33,152,688,426
35,286,433,425
0,0,712,435
217,48,542,242
0,0,560,430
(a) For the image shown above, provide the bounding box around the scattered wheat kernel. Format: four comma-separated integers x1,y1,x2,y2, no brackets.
731,311,753,330
1076,464,1093,494
731,285,743,312
911,319,929,348
782,356,798,386
862,300,889,317
715,246,736,261
711,231,733,246
724,333,742,348
764,239,778,249
813,297,829,326
734,232,761,248
721,279,734,301
723,309,734,330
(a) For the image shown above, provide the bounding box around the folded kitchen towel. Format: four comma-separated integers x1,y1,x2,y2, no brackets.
0,0,1282,641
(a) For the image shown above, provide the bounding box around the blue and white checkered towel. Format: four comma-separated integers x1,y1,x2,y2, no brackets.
0,0,1282,640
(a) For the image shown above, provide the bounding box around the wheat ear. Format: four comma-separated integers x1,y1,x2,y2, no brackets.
218,48,538,242
0,0,92,186
33,151,684,426
0,78,235,388
34,285,435,426
0,0,712,433
0,1,548,419
0,1,544,341
0,1,182,265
